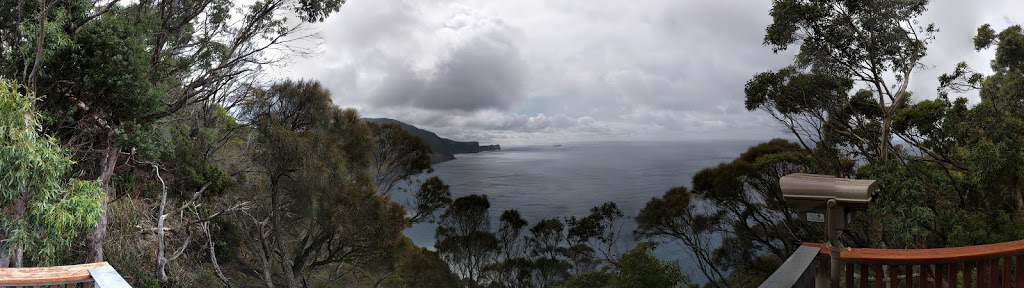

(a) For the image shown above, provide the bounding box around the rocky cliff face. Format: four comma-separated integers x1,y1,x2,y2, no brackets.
364,118,501,163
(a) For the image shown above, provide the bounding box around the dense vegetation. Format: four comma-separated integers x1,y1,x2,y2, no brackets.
663,0,1024,286
0,0,1021,287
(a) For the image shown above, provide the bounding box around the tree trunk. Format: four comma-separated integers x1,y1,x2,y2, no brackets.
204,223,234,288
880,113,892,161
154,164,169,281
282,252,299,288
1015,177,1024,221
85,143,118,262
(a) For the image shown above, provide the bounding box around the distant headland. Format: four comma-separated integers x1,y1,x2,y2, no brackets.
364,118,501,163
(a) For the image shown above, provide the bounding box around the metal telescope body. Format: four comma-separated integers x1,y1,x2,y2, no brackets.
780,173,877,288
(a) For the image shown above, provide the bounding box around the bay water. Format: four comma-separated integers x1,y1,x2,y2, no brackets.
398,140,764,281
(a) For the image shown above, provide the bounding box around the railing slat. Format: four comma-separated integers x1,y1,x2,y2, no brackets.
966,262,974,288
846,263,854,288
991,258,1000,288
936,264,945,288
891,265,900,288
1004,257,1012,287
909,264,917,284
949,263,957,288
921,264,928,288
979,260,987,288
860,263,868,288
1011,254,1019,284
874,264,883,288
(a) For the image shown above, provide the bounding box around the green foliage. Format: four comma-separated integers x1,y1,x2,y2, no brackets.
737,13,1024,284
764,0,933,76
43,9,163,124
437,194,498,285
607,242,685,288
637,139,819,286
434,197,631,287
563,271,613,288
389,243,461,288
368,122,433,194
233,80,407,287
564,242,687,288
0,78,102,266
410,176,453,224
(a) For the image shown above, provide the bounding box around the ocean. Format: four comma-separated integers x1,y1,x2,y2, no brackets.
397,140,764,281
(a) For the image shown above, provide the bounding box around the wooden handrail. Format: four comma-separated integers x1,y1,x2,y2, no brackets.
792,241,1024,287
802,240,1024,264
0,261,130,287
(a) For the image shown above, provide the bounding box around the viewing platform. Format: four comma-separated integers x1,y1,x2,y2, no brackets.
763,173,1024,288
763,241,1024,287
0,262,130,287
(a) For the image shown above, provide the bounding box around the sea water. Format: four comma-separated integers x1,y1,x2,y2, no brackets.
397,140,763,282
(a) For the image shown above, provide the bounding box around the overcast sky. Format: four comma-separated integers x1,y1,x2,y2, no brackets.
268,0,1022,145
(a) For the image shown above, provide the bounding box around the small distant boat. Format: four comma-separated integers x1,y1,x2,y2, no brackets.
553,144,562,147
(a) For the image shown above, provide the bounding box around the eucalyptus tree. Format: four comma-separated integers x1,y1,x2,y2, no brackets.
748,0,936,163
368,122,433,197
366,122,453,224
436,194,499,287
0,78,103,267
237,80,406,288
868,23,1024,246
635,187,728,286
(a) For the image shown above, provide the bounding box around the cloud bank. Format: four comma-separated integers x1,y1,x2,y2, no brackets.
271,0,1024,144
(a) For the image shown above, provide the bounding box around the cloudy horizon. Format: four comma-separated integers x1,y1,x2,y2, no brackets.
268,0,1021,145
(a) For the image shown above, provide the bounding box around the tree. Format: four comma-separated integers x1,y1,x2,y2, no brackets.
751,0,936,162
407,176,453,224
366,122,452,225
635,186,727,286
862,23,1024,247
235,80,407,288
0,78,103,267
368,122,433,197
485,209,533,288
0,0,347,262
565,202,626,270
525,218,570,287
564,242,688,288
436,194,498,287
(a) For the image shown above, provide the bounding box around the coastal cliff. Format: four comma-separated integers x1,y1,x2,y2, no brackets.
364,118,501,163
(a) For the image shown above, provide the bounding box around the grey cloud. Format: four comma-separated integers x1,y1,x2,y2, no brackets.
372,35,527,111
272,0,1022,142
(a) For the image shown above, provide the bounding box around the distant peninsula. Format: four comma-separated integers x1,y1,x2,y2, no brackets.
364,118,500,163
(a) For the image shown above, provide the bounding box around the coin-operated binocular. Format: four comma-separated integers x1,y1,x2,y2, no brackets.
780,173,877,288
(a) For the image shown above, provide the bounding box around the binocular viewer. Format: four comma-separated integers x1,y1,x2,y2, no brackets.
780,173,878,288
780,173,876,223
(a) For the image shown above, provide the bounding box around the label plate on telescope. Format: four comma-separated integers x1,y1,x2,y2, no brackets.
806,212,825,223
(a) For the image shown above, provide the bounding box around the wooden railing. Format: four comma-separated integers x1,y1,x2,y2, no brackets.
764,241,1024,288
0,262,130,287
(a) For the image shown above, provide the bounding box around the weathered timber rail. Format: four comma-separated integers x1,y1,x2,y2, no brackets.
760,245,821,288
763,241,1024,288
0,261,130,287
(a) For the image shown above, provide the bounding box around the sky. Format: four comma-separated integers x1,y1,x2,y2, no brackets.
268,0,1023,145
